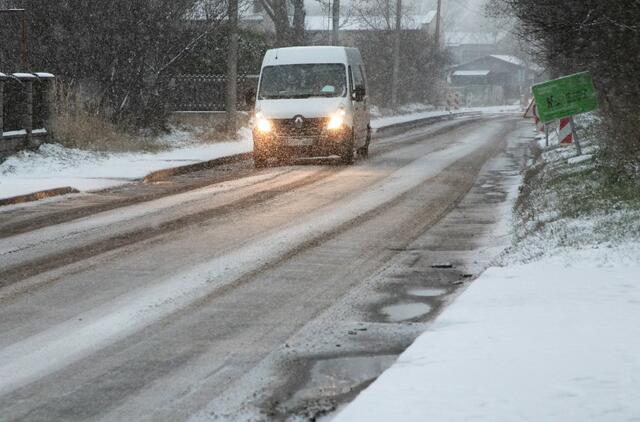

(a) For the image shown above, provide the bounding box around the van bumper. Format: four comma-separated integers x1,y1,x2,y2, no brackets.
253,128,351,159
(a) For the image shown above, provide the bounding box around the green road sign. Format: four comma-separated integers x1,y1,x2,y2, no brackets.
532,72,598,123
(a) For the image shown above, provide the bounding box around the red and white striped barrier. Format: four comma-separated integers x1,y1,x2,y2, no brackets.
559,117,573,144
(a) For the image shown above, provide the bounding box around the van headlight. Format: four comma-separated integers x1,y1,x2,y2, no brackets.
255,113,273,133
327,109,346,130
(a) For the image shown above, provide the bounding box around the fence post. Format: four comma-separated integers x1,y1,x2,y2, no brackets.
46,78,55,139
0,74,4,137
24,79,34,148
35,73,56,139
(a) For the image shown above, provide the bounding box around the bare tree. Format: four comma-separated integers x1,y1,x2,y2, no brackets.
390,0,402,109
489,0,640,178
258,0,306,46
226,0,239,134
0,0,230,129
332,0,340,45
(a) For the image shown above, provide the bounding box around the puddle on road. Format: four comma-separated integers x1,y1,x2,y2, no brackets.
292,355,397,402
382,302,431,322
407,287,447,298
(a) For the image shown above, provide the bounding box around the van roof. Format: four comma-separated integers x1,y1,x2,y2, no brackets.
262,46,362,67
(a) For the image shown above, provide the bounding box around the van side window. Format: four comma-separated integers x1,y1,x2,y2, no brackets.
348,65,354,93
353,66,364,89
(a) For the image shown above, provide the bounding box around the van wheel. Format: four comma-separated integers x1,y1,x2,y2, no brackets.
357,127,371,158
341,137,355,165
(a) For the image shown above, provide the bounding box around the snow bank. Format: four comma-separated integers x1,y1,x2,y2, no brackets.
334,246,640,422
335,116,640,421
0,129,253,200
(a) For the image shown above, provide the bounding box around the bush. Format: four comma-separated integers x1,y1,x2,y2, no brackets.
51,84,164,153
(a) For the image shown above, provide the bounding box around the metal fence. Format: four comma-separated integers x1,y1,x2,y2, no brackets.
168,74,259,112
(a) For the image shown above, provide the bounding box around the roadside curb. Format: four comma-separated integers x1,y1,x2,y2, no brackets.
0,187,80,207
143,152,252,183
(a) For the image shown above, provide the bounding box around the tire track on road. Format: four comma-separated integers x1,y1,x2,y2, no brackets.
0,170,334,289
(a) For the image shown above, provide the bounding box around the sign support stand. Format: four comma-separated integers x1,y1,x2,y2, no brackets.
569,117,582,156
545,124,549,147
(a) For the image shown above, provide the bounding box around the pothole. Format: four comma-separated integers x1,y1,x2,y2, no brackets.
382,302,431,322
407,287,447,297
291,355,397,403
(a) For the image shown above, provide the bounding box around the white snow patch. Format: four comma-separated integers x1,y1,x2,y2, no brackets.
334,246,640,422
0,128,253,200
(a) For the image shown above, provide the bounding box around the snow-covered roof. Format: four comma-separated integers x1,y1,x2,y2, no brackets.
0,72,6,79
34,72,55,79
490,55,524,67
306,13,437,31
446,32,506,46
453,70,490,76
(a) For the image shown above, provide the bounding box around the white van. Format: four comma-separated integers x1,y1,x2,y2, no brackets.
252,46,371,167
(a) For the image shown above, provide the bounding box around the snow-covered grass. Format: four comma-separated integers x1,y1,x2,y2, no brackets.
502,119,640,265
334,116,640,421
0,128,253,200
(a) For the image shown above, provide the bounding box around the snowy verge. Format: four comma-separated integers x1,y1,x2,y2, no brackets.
334,117,640,421
333,246,640,422
0,129,253,200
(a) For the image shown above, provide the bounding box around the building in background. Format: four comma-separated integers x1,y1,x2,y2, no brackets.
448,54,543,106
445,31,508,64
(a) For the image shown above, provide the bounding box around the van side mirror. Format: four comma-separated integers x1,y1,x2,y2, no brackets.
353,85,366,102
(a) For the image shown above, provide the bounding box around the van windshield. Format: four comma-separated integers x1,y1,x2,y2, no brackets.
258,64,347,100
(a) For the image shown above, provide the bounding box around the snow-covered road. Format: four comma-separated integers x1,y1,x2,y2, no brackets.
0,116,526,421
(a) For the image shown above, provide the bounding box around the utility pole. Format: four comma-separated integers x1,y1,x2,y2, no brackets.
225,0,238,135
390,0,402,109
434,0,442,49
331,0,340,45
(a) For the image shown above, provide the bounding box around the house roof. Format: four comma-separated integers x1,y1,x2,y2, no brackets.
490,55,524,66
306,13,437,31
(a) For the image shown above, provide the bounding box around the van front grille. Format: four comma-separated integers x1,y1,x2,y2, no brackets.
272,117,327,138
